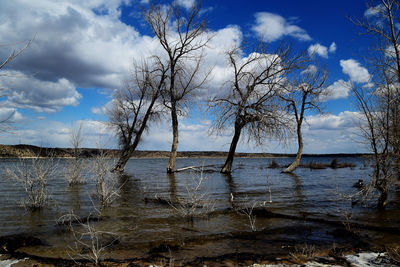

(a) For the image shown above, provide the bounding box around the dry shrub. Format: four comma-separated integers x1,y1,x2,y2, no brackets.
58,211,118,266
6,155,58,211
168,170,215,218
90,151,121,208
289,243,316,264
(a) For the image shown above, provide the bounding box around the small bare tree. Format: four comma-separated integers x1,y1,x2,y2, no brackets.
91,151,120,208
350,0,400,208
168,170,215,218
280,64,328,173
145,2,211,173
210,43,303,173
108,60,167,173
6,155,58,211
66,122,86,185
58,211,118,266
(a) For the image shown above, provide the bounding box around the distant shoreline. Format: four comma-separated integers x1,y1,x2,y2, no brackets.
0,144,370,159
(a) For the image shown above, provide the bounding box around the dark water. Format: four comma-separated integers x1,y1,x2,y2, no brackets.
0,156,399,258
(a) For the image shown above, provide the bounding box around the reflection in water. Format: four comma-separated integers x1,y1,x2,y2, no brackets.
66,184,82,213
167,172,177,201
222,172,238,203
284,172,305,204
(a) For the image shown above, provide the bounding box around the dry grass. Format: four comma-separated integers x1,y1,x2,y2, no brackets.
386,245,400,264
289,243,316,264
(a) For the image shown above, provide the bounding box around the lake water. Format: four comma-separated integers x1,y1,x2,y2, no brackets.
0,156,399,262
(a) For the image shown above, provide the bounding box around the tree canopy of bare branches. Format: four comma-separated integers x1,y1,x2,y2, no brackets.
0,39,32,131
144,1,211,173
280,63,328,173
351,0,400,209
210,43,304,174
108,60,167,173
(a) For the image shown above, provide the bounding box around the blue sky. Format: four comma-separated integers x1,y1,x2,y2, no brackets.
0,0,376,153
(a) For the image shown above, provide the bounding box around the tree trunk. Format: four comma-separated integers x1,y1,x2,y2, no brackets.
112,148,132,173
112,95,159,173
221,123,242,174
377,188,388,210
167,102,179,173
282,124,303,173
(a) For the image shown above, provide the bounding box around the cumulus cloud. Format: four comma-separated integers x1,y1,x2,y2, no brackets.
321,79,351,101
297,111,368,153
340,59,371,83
0,0,146,91
0,70,82,112
308,42,336,58
0,0,245,113
0,108,23,123
252,12,311,42
174,0,196,10
329,42,337,53
306,111,360,130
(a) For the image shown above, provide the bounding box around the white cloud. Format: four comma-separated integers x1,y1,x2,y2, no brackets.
0,108,23,123
297,111,368,153
0,119,115,148
364,4,384,18
308,42,336,58
340,59,371,83
308,43,328,58
306,111,360,130
0,0,245,111
173,0,196,10
252,12,311,42
329,42,337,53
91,107,104,115
321,79,351,101
0,70,82,113
0,0,144,90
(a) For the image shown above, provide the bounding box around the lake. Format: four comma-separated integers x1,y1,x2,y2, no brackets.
0,156,399,265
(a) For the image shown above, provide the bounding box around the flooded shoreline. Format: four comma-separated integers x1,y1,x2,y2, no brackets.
0,156,399,266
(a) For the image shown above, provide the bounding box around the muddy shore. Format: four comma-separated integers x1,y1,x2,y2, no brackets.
1,207,399,266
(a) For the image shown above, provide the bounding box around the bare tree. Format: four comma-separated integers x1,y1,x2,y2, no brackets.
66,122,86,185
0,39,32,131
352,80,394,209
144,2,211,173
210,43,302,174
108,60,167,173
280,64,328,173
58,211,118,266
350,0,400,208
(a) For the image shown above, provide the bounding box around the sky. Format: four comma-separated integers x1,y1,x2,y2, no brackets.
0,0,378,153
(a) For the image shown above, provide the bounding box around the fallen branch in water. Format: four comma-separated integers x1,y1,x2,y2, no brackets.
175,164,222,173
